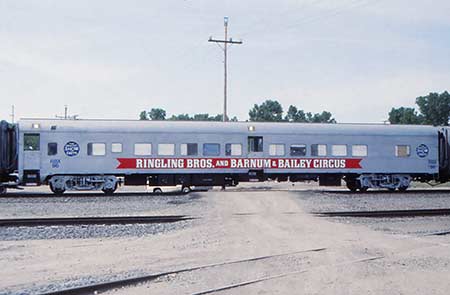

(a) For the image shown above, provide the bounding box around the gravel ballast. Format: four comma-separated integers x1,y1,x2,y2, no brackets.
294,189,450,236
2,187,450,295
0,192,207,241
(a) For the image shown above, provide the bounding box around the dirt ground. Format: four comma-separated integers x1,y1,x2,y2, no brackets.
2,189,450,294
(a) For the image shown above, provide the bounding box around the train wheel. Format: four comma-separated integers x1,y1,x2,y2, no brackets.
102,188,116,195
0,186,6,195
388,188,396,192
102,176,118,195
345,176,360,192
398,186,408,192
102,181,117,195
182,186,191,194
50,184,65,195
345,180,358,192
49,177,67,195
153,187,163,194
359,186,369,192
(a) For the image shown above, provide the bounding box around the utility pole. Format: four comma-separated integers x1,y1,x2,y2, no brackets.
56,105,79,120
10,105,14,124
209,17,242,122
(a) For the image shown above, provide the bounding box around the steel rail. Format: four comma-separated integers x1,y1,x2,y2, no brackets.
314,208,450,218
0,191,187,198
40,248,326,295
0,215,194,227
192,256,383,295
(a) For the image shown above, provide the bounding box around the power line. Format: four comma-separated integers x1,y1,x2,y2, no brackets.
241,0,378,38
283,0,376,31
240,0,326,38
208,17,243,122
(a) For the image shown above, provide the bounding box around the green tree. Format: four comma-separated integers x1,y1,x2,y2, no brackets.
148,108,166,120
249,100,284,122
309,111,336,123
388,107,423,124
209,114,238,121
284,105,336,123
285,105,307,122
168,114,192,121
211,114,224,121
193,113,237,121
416,92,450,126
193,113,210,121
139,110,148,120
167,113,237,121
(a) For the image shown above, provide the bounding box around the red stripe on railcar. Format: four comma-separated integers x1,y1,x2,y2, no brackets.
116,158,362,169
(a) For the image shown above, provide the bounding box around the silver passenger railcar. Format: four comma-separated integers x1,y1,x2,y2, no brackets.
2,118,447,194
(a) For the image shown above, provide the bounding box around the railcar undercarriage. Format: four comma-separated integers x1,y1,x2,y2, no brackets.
48,175,119,195
345,174,412,192
40,172,417,195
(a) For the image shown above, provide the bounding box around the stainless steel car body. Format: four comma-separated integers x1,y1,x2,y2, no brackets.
17,119,439,184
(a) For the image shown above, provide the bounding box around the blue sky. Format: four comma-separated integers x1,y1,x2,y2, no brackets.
1,0,449,123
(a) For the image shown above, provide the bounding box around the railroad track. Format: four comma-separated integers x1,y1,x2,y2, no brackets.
2,188,450,199
314,208,450,218
0,191,188,198
323,189,450,194
41,247,327,295
191,256,382,295
0,215,194,227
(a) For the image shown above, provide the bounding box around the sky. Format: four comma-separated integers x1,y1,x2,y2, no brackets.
0,0,449,123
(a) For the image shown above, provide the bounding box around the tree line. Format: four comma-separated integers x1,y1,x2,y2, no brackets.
248,100,336,123
139,99,336,123
139,91,450,126
388,91,450,126
139,109,238,122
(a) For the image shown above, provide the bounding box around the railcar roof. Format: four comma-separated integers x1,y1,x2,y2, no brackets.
18,118,439,136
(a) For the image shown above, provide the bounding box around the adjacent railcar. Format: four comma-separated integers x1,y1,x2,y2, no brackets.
5,118,448,194
0,121,17,194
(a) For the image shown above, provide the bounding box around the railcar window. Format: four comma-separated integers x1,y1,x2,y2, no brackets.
24,133,40,151
48,143,58,156
331,145,347,156
111,143,122,153
181,143,198,156
248,136,263,152
395,145,410,157
134,143,152,156
158,144,175,156
203,143,220,156
87,143,106,156
311,144,327,156
352,145,368,157
290,144,306,156
226,143,242,156
269,144,285,156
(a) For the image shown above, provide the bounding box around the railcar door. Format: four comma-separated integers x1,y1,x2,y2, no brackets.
247,136,264,157
23,133,41,184
247,136,264,181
